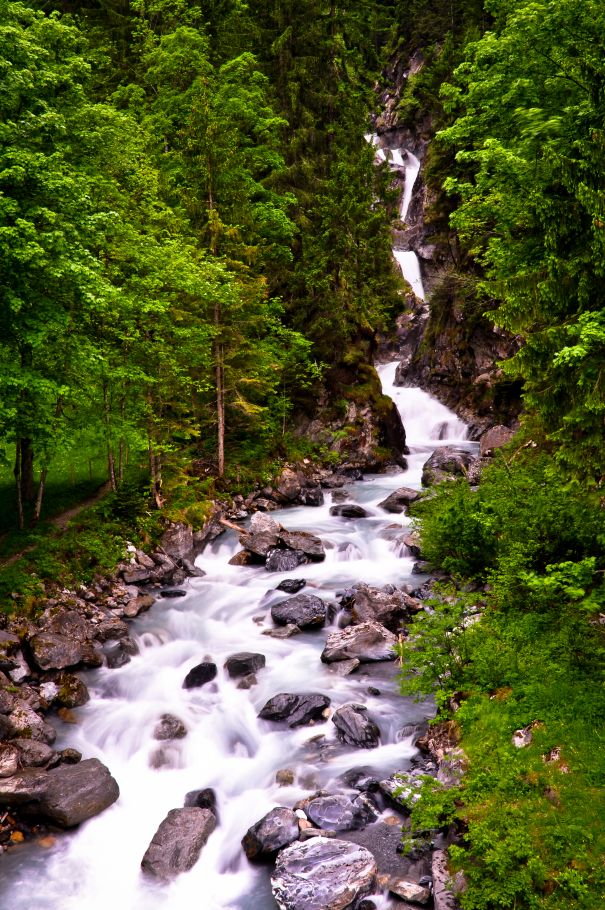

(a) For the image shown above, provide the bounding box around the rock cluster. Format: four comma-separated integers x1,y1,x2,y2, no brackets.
229,512,326,572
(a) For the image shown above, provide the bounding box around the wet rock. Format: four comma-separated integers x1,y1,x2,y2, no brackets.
242,806,300,860
262,624,301,640
238,531,280,559
105,639,136,669
9,702,56,744
389,879,431,904
329,504,369,519
421,447,475,487
123,594,155,618
159,589,187,599
377,487,420,514
271,594,327,630
237,673,258,689
378,774,423,812
182,662,217,689
184,788,217,813
0,743,20,777
346,583,421,632
321,623,398,663
276,468,303,502
160,523,194,560
341,768,381,793
276,579,307,594
265,549,308,573
0,631,22,671
141,807,216,879
224,652,266,679
28,633,87,672
271,837,377,910
479,425,514,457
229,550,257,566
278,531,325,561
306,795,373,832
10,739,54,768
58,748,82,765
94,618,130,643
432,849,463,910
403,532,422,558
153,714,187,741
259,693,331,728
0,688,16,714
0,757,119,827
276,769,295,786
332,705,380,749
327,659,360,677
299,487,324,507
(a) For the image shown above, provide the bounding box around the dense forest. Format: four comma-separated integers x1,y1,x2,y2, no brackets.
1,1,605,909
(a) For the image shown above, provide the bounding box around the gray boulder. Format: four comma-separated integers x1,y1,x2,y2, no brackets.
0,757,119,827
272,837,377,910
421,446,475,487
259,693,330,727
153,714,187,741
346,583,421,632
266,548,309,573
8,702,56,744
278,531,325,561
479,425,514,457
183,662,217,689
160,523,194,560
10,739,54,768
141,807,216,879
242,806,300,860
329,505,368,519
306,795,372,832
28,633,87,671
271,594,327,629
321,623,398,663
276,579,307,594
224,652,266,678
332,705,380,749
377,487,420,514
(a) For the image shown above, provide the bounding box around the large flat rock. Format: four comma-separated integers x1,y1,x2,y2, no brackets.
321,622,398,663
141,807,216,879
0,757,119,827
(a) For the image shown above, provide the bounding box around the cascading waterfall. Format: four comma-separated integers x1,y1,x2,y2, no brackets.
3,131,474,910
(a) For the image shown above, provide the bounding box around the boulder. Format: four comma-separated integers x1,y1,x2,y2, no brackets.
184,788,217,813
160,523,194,560
28,633,87,671
263,624,301,640
239,531,281,559
329,505,368,519
389,880,431,904
276,468,303,502
0,743,20,777
0,757,119,827
278,531,325,561
332,705,380,749
299,488,324,507
56,673,90,709
229,550,257,567
321,623,397,663
123,594,155,618
159,589,187,599
224,652,266,679
327,659,360,677
306,795,371,832
271,837,377,910
94,618,130,643
153,714,187,741
183,662,217,689
0,631,22,671
8,702,56,744
266,549,308,573
10,739,54,768
345,583,421,632
432,849,463,910
242,807,300,860
377,488,420,514
259,693,330,728
421,447,475,487
271,594,327,630
479,425,514,457
276,579,307,595
141,807,216,879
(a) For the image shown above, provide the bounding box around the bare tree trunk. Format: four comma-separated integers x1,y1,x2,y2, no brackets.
148,440,164,510
107,448,117,493
20,437,35,503
118,396,126,484
33,467,48,524
216,342,225,477
103,381,117,492
14,441,24,531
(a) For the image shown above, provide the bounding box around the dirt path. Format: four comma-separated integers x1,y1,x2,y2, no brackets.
0,481,113,569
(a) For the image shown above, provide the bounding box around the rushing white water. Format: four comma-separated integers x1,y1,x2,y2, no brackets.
399,150,420,223
393,249,425,302
2,367,475,910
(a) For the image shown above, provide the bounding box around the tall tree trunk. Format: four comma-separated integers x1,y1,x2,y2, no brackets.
103,381,117,492
107,448,117,493
32,468,48,525
118,396,126,484
214,300,225,477
148,440,164,510
14,441,24,531
20,437,35,503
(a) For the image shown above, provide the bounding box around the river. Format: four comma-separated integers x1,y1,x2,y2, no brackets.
2,364,475,909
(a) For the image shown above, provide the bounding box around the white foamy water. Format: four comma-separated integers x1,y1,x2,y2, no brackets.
399,150,420,223
393,249,425,302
